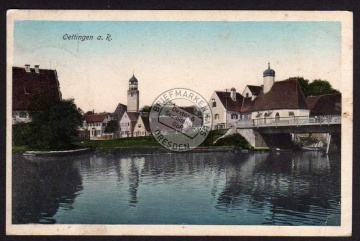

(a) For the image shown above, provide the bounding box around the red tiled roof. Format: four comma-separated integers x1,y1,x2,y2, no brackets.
305,96,321,110
252,78,308,111
215,91,244,112
12,66,62,111
306,93,341,116
85,113,109,122
247,85,262,95
127,112,140,122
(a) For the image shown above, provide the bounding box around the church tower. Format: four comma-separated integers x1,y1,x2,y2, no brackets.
127,74,139,112
263,62,275,94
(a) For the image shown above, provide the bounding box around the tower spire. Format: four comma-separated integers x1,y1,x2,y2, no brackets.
268,61,270,69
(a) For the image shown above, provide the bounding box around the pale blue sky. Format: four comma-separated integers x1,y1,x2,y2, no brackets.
13,21,341,112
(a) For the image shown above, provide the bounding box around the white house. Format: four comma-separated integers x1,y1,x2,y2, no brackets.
84,113,112,139
133,115,151,137
209,87,245,129
250,65,309,125
119,111,140,138
242,85,262,100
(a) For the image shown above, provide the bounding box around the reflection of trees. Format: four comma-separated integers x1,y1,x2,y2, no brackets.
215,151,340,224
12,154,84,224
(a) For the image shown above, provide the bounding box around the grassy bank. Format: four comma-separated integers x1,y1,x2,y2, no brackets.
13,129,253,153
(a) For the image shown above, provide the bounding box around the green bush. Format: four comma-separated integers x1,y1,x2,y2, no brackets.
12,122,32,146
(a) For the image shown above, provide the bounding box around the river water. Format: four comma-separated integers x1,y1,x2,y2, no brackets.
12,151,341,225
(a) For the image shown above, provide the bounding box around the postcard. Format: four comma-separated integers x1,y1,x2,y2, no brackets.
6,10,353,236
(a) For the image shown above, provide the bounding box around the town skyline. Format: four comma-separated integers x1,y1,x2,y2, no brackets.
13,20,341,112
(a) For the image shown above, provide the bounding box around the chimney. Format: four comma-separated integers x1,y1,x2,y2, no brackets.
25,64,30,73
34,65,40,74
230,87,236,101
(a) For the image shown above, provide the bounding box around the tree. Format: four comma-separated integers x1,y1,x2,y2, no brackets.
104,120,119,133
306,79,340,97
27,99,83,150
140,105,151,112
294,77,340,97
296,77,310,96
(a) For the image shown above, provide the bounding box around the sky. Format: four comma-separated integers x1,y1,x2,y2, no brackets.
13,21,341,113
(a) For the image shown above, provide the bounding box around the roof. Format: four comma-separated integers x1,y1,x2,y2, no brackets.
246,85,262,96
127,112,140,122
215,91,244,112
12,66,62,111
140,116,151,132
263,63,275,77
129,74,138,83
85,113,110,122
240,97,254,113
180,106,196,115
306,93,341,116
252,78,308,111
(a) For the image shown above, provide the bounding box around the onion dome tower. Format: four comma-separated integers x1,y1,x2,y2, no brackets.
263,62,275,94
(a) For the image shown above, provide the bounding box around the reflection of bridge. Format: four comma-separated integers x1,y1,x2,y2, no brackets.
234,115,341,152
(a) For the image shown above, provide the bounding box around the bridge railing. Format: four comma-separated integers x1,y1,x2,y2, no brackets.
235,115,341,128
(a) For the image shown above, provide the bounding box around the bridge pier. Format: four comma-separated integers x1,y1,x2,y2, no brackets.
237,129,296,150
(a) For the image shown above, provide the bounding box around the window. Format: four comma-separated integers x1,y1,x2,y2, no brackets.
214,114,219,120
231,114,237,119
211,98,216,108
246,93,249,97
138,124,141,128
128,123,129,126
275,112,280,121
289,111,295,116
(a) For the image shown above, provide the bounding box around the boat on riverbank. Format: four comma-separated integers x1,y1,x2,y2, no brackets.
23,148,91,157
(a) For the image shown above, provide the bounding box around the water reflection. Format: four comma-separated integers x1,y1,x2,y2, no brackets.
12,155,85,224
12,151,340,225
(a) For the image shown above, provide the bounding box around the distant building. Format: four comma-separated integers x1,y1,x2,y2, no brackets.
251,77,309,124
119,112,140,138
209,88,244,129
242,85,262,100
84,113,112,139
12,65,62,124
133,115,151,137
113,103,127,121
306,93,341,116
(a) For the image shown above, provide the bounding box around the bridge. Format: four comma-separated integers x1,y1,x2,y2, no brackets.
232,115,341,152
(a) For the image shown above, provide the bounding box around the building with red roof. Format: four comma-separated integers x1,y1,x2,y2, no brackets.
12,65,62,124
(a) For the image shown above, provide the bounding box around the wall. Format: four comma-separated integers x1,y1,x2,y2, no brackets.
209,92,226,129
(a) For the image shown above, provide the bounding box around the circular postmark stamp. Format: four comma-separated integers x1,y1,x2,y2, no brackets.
149,88,212,151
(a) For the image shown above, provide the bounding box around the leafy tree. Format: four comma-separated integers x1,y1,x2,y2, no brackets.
27,99,83,150
104,120,119,133
140,105,151,112
306,79,340,96
294,77,340,97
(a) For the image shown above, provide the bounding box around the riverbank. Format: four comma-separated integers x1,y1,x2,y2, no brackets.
13,130,255,155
